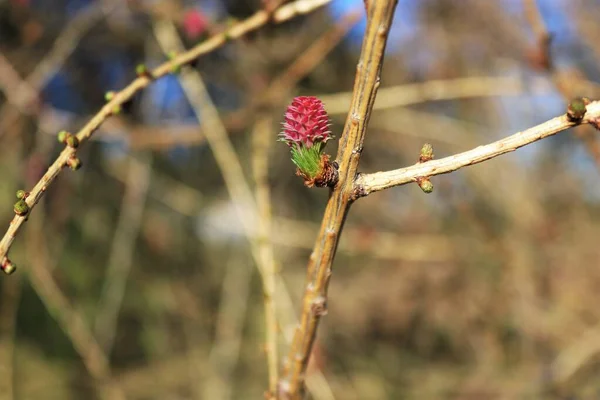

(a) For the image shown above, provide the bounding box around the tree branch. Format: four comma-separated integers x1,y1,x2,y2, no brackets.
279,1,398,398
0,0,332,274
354,101,600,197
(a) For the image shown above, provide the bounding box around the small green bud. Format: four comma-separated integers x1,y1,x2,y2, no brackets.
2,260,16,275
57,130,69,143
112,105,121,115
14,199,29,216
136,63,148,76
567,97,589,122
224,18,238,40
16,190,27,199
417,177,433,194
167,52,180,74
66,135,79,148
67,156,82,171
419,143,434,162
105,91,116,101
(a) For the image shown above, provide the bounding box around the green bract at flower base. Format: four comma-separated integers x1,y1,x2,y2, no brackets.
290,142,324,179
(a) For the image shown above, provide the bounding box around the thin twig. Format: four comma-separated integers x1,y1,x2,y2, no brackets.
94,154,152,353
280,2,399,398
152,18,281,393
251,116,281,396
524,0,600,167
262,8,363,105
25,207,126,400
0,0,332,271
354,101,600,196
0,2,115,136
153,7,354,396
0,274,21,399
319,76,551,115
201,252,253,400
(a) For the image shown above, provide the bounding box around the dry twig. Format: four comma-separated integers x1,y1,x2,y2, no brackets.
26,209,126,400
0,0,332,272
354,101,600,196
94,154,152,353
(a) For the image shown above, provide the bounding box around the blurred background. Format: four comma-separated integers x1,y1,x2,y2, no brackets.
1,0,600,398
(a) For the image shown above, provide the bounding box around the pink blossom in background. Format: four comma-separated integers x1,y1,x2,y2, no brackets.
183,9,209,39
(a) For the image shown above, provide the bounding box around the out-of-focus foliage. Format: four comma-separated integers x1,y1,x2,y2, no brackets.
1,0,600,399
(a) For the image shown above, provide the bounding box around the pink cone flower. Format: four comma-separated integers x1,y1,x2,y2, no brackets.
279,96,337,187
183,9,209,39
280,96,331,148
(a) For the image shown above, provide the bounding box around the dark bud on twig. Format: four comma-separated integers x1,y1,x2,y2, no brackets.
14,199,29,216
136,64,153,79
67,156,82,171
419,143,434,163
567,97,589,122
1,258,16,275
66,135,79,148
416,176,433,194
312,156,339,188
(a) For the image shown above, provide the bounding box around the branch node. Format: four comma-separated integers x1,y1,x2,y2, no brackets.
167,51,181,74
567,97,589,122
66,135,79,148
312,156,339,188
67,156,82,171
57,130,69,143
16,190,29,200
310,295,328,316
135,63,154,80
1,257,16,275
351,180,368,200
416,176,433,194
13,199,29,216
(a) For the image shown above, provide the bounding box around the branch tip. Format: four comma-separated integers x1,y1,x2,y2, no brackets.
567,97,589,122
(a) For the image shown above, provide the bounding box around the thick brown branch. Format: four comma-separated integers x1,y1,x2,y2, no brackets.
279,1,398,398
354,101,600,197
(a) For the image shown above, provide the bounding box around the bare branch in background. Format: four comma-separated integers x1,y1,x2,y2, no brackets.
0,0,333,273
94,154,152,354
